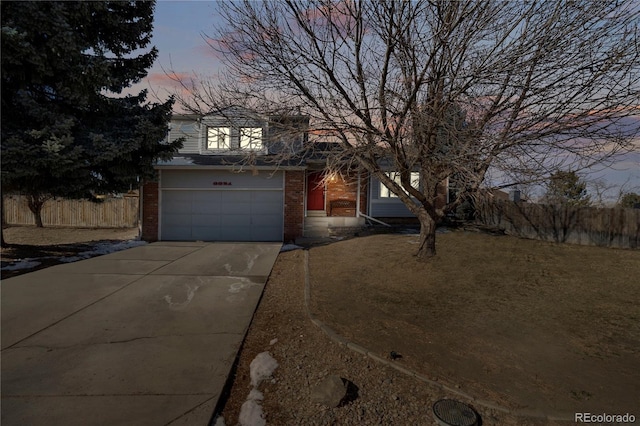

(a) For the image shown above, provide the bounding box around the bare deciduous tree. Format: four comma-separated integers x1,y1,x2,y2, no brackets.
173,0,639,260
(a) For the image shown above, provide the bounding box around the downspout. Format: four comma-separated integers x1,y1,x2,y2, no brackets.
138,181,143,240
367,172,372,219
303,170,308,217
157,170,162,241
356,169,361,218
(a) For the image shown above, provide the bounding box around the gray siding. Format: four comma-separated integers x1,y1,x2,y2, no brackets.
167,110,309,156
201,115,263,129
170,118,201,154
369,178,417,218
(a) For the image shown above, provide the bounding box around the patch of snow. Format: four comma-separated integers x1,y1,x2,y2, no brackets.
2,239,147,272
239,389,268,426
237,352,279,425
239,397,266,426
280,244,303,252
250,351,279,388
212,415,226,426
248,389,264,401
269,338,278,346
58,240,147,263
1,260,41,271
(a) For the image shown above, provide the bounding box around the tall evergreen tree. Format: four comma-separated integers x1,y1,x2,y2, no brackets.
1,1,181,228
544,171,591,207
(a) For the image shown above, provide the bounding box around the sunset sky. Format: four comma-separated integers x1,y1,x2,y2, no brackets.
133,1,222,100
138,1,639,200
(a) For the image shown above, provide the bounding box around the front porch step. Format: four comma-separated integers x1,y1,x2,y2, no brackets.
303,216,367,238
306,210,327,217
305,216,364,227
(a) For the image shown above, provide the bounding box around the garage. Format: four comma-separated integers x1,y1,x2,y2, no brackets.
159,170,284,242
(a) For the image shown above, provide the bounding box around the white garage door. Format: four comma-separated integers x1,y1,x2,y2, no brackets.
160,170,284,242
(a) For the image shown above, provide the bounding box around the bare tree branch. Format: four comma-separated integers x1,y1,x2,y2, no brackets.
168,0,639,260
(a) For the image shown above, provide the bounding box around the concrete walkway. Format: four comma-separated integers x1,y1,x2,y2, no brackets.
1,241,281,426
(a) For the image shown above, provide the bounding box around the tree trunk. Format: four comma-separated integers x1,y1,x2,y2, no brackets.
27,195,46,228
33,210,44,228
415,211,438,260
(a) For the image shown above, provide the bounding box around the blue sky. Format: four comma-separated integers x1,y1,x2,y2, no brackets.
131,1,221,99
139,1,639,200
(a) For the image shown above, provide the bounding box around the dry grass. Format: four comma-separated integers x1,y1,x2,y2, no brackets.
309,231,640,414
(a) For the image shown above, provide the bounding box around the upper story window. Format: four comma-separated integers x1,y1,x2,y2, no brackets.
206,126,263,151
207,127,230,150
379,172,420,198
239,127,263,150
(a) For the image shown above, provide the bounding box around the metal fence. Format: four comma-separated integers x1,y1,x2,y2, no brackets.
476,198,640,249
2,195,139,228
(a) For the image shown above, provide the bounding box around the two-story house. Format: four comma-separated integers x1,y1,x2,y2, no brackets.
141,107,448,243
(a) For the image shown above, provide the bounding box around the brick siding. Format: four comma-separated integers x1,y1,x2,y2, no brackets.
284,170,305,242
325,170,368,217
141,180,159,242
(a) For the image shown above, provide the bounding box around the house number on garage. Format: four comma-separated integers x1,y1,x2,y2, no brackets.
212,181,232,186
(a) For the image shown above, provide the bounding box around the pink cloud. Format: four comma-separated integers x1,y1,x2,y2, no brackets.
193,43,220,60
146,71,192,88
142,71,206,106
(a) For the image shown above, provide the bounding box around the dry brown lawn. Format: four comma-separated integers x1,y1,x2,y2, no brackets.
308,231,640,415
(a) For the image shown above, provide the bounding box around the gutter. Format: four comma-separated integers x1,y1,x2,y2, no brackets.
154,165,308,171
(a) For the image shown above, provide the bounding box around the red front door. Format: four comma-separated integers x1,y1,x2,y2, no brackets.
307,172,325,210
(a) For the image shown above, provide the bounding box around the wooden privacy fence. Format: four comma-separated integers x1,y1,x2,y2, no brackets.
3,195,139,228
476,198,640,249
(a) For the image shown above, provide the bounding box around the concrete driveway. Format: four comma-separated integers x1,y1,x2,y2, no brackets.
1,241,281,426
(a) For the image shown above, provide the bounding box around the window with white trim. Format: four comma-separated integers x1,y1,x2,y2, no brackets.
207,127,230,149
239,127,263,150
379,172,420,198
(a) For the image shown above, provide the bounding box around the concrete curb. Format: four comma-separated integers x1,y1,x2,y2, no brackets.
302,250,575,422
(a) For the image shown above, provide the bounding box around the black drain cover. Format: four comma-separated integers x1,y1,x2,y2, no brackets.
432,399,478,426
